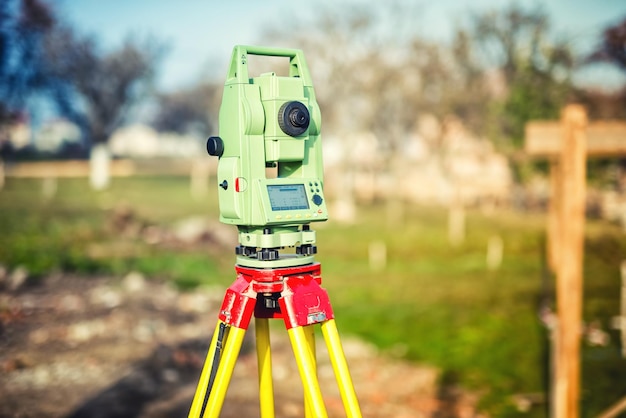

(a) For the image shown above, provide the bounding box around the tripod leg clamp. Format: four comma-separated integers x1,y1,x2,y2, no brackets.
218,274,256,329
279,274,335,329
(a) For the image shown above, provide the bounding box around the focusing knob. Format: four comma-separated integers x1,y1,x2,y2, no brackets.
312,194,323,206
278,101,310,137
206,136,224,157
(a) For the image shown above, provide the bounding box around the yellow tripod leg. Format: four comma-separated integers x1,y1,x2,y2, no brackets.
288,326,328,418
255,318,274,418
303,325,316,418
321,319,362,418
188,320,224,418
202,325,247,418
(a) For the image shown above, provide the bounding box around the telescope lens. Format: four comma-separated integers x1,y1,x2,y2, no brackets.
290,108,307,127
278,101,310,137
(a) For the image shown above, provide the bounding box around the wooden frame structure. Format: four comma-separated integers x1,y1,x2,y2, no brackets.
525,104,626,417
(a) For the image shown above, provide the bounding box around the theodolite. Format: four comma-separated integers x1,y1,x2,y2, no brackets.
189,45,361,418
206,45,327,267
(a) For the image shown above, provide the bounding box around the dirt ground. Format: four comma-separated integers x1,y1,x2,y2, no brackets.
0,273,482,418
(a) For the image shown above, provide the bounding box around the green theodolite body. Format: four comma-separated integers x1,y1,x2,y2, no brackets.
212,46,327,263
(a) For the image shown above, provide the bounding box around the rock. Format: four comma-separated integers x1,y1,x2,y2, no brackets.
171,216,237,248
123,271,146,293
206,221,238,248
177,292,210,314
7,266,28,291
67,319,107,343
29,328,51,345
58,294,86,312
172,216,209,244
149,284,179,311
108,205,137,234
142,225,166,245
89,286,122,308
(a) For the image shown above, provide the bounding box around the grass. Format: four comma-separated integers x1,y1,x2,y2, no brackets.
1,175,625,416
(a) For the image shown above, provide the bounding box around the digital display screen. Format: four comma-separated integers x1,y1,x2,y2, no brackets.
267,184,309,211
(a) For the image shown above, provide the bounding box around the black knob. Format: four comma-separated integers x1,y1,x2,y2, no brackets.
278,101,310,137
219,180,228,190
296,244,317,255
207,136,224,157
258,248,279,261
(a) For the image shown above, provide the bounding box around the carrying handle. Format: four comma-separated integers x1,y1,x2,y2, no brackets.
227,45,313,86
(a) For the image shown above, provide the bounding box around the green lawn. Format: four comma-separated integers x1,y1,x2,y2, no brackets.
1,175,624,416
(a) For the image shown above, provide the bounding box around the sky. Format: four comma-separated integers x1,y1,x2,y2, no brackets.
57,0,626,92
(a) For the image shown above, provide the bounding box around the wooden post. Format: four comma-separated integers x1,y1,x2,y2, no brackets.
190,158,210,200
486,235,503,271
368,240,387,272
525,109,626,418
621,261,626,358
547,160,561,273
526,120,626,157
554,104,587,418
448,186,465,247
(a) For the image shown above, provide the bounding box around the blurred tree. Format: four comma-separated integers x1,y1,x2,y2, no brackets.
0,0,55,124
263,2,453,160
585,16,626,118
41,24,164,188
455,5,575,151
43,27,164,146
262,2,581,189
265,3,575,157
0,0,165,170
590,17,626,72
448,30,492,135
152,83,220,138
583,17,626,183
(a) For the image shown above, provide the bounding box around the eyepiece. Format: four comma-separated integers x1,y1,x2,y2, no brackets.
278,101,310,137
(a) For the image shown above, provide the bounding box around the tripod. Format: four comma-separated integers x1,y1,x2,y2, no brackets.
188,261,362,418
